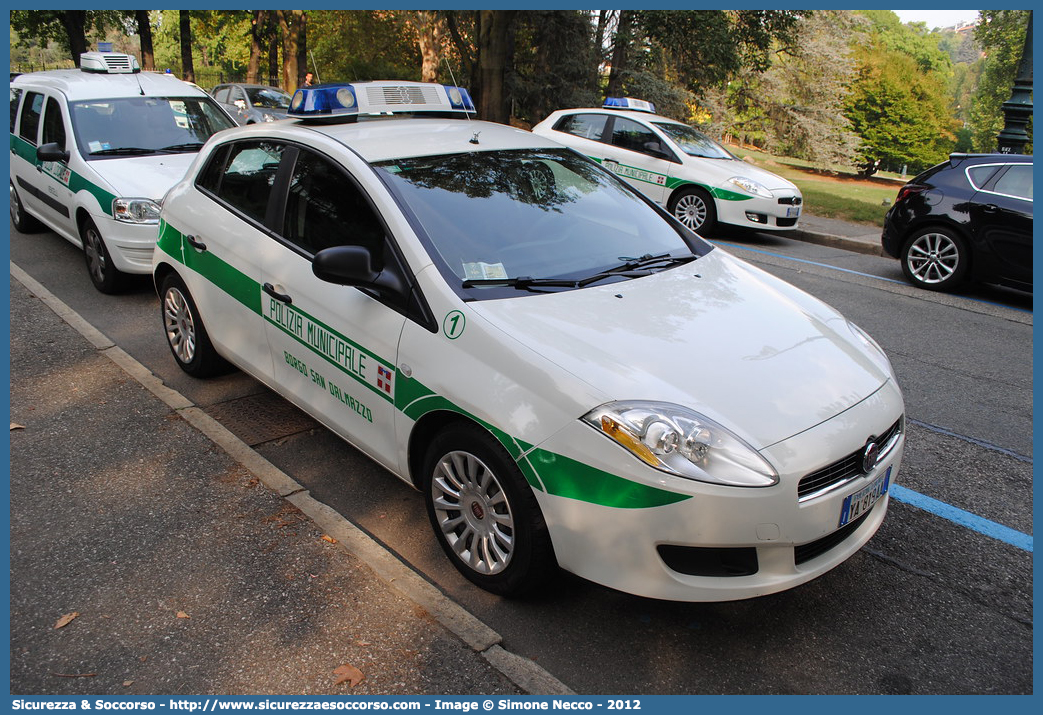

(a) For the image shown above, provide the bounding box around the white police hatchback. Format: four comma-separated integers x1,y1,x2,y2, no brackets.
10,51,235,292
153,81,904,601
532,98,803,234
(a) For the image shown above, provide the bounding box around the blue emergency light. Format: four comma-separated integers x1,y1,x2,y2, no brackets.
288,81,476,123
603,97,656,114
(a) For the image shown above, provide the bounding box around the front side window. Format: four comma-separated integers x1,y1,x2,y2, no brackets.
42,96,66,149
245,87,291,110
10,87,23,133
210,140,286,224
69,96,235,159
653,122,735,160
281,149,386,258
18,91,43,144
374,148,709,299
610,117,663,157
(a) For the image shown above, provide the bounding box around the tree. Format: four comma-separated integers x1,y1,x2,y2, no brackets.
135,11,154,69
278,10,303,94
969,10,1032,153
10,10,111,67
179,10,195,82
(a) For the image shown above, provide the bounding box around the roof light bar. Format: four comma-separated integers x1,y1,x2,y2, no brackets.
80,51,141,74
603,97,656,114
287,81,476,123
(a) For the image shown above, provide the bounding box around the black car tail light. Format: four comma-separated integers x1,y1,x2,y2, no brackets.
895,184,928,204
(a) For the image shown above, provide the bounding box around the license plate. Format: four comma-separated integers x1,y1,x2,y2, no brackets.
838,466,891,527
786,206,801,218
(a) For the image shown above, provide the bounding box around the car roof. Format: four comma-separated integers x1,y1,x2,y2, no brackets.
11,69,208,101
950,153,1032,164
550,107,684,127
215,117,563,163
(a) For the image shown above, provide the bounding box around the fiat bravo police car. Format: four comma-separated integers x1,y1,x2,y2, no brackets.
10,51,235,292
153,81,903,601
532,98,803,234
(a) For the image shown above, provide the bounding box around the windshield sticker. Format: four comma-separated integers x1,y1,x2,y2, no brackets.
462,261,508,281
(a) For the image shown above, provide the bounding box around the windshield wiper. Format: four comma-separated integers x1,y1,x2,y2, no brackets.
159,142,205,152
604,252,696,273
461,254,696,292
462,276,581,292
89,147,161,156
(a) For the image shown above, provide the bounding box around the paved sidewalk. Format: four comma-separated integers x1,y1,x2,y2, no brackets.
8,272,567,697
786,214,885,256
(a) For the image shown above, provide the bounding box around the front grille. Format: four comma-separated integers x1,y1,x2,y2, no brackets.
778,196,803,206
794,508,872,565
657,545,759,577
797,418,902,501
776,217,798,227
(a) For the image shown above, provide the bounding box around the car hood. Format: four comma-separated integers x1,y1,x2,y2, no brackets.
678,155,797,193
87,153,198,201
469,249,891,450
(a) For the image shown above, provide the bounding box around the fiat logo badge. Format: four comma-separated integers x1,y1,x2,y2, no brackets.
862,440,881,474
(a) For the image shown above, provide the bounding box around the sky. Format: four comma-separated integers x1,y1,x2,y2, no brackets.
892,10,979,30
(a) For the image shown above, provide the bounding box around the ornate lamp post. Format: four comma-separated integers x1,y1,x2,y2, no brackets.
997,11,1033,154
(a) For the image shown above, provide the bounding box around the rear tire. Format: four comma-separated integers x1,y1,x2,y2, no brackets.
161,272,231,377
423,423,556,597
900,226,969,292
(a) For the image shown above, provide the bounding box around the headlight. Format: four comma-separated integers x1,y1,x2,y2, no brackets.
727,176,773,199
112,198,161,224
583,401,778,487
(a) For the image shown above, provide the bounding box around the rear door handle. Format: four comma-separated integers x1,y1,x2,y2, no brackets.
185,234,207,251
981,204,1000,214
263,282,292,304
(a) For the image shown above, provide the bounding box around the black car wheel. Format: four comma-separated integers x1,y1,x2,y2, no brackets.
669,186,716,234
10,182,41,233
901,227,969,291
423,423,556,596
82,218,126,293
161,272,231,377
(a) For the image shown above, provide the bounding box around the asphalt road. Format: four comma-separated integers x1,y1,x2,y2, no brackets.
7,221,1033,694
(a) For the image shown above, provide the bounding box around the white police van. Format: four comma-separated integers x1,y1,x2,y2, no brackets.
532,98,803,235
10,51,235,292
153,81,904,601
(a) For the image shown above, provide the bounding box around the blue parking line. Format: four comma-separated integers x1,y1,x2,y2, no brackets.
890,485,1033,552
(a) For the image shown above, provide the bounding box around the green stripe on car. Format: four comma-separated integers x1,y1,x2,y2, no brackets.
10,134,117,214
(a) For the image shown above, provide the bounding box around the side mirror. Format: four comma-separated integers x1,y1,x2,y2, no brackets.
643,141,670,160
37,142,69,163
312,245,406,297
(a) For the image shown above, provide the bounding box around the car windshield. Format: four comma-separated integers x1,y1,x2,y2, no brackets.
374,148,709,297
245,86,291,110
69,96,235,159
653,123,735,160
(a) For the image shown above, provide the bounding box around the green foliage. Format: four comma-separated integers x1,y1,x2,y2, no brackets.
309,11,419,83
969,10,1032,153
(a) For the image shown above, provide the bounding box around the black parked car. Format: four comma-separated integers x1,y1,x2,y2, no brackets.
881,153,1033,292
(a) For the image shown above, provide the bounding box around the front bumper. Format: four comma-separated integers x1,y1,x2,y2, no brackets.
526,380,904,601
716,190,803,231
96,215,160,274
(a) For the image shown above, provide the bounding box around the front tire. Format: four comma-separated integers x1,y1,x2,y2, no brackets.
161,272,231,377
669,186,717,234
423,423,556,596
82,218,124,293
901,227,969,291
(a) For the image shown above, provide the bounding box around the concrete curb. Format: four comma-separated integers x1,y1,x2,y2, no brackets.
787,228,885,257
10,260,574,697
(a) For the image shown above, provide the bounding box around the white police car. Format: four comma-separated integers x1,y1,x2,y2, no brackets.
153,81,903,601
10,51,235,292
532,98,803,234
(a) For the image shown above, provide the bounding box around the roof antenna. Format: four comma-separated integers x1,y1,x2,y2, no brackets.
133,71,145,96
442,57,471,122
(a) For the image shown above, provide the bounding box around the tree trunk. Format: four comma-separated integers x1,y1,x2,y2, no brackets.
179,10,195,82
606,10,635,97
476,10,515,123
135,11,154,70
415,11,443,83
296,12,308,86
61,10,88,67
246,10,267,85
278,10,301,94
268,35,279,87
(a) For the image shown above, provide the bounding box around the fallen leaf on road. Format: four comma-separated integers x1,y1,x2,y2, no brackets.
11,423,25,431
123,681,134,688
333,664,365,688
54,612,79,629
321,535,337,544
176,611,191,619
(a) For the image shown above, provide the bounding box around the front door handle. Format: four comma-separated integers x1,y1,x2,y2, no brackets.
262,282,292,304
185,234,207,251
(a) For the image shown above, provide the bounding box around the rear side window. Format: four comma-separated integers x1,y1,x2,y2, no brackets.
554,113,608,142
18,91,44,144
967,165,1001,190
213,86,230,103
993,164,1033,201
210,140,286,225
10,87,23,132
